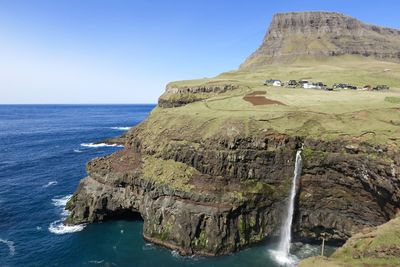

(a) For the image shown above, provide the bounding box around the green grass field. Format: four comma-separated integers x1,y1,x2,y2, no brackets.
154,56,400,146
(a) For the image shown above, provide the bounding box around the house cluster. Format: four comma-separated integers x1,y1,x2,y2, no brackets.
264,79,327,89
263,79,390,91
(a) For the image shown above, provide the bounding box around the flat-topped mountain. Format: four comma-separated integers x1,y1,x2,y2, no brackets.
66,11,400,263
241,12,400,68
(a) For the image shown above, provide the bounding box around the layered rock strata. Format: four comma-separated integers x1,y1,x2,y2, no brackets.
241,12,400,68
67,121,400,255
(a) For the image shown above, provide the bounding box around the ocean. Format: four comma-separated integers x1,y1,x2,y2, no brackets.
0,105,326,267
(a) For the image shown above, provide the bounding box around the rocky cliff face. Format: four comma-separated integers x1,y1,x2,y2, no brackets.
66,116,400,255
241,12,400,68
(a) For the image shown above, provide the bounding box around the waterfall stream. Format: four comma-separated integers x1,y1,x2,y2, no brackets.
271,150,302,266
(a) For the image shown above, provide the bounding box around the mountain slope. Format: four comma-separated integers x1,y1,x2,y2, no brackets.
241,12,400,68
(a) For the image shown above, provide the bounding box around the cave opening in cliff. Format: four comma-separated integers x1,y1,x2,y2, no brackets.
103,208,144,222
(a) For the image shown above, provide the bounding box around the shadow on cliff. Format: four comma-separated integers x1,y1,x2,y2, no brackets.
102,209,144,222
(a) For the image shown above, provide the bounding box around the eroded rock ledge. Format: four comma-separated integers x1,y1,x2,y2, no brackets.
158,82,241,108
66,123,400,256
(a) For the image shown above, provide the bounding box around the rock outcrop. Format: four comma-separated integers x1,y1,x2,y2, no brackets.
241,12,400,68
158,82,241,108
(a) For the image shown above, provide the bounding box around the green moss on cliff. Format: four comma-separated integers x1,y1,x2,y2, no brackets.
238,216,246,236
193,230,209,249
302,147,329,167
141,156,195,192
241,180,276,195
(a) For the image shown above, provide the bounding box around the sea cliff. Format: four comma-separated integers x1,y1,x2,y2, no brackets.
66,11,400,258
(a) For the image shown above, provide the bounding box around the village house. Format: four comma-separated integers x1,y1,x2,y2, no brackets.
373,85,389,90
333,83,357,90
301,81,326,89
264,79,282,87
297,80,309,88
285,80,298,88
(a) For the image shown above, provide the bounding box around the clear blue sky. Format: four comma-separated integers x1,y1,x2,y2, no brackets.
1,0,399,104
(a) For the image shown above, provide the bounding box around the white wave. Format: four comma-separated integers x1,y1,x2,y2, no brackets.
0,238,15,256
36,226,42,231
110,127,130,131
48,220,85,234
171,250,181,258
80,143,124,148
73,149,83,153
52,195,72,207
52,195,72,217
43,181,58,188
171,250,200,260
49,194,85,235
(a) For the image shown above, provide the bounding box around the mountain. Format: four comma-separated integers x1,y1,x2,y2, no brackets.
66,11,400,259
241,12,400,68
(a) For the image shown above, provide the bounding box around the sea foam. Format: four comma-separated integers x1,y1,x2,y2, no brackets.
0,238,15,256
80,143,124,148
49,220,85,234
110,126,130,131
52,195,72,207
49,194,85,235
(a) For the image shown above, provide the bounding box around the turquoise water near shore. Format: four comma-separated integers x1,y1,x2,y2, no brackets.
0,105,331,267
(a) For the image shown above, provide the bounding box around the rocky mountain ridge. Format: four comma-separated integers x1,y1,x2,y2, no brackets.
241,12,400,68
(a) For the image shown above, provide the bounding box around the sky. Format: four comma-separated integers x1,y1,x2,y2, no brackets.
0,0,400,104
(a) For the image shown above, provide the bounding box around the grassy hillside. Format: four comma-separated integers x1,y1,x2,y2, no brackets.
298,216,400,267
169,55,400,89
156,56,400,146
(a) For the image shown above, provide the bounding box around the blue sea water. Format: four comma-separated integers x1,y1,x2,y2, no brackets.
0,105,325,267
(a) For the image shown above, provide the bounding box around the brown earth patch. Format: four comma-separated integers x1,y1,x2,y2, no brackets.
246,90,267,96
243,91,284,105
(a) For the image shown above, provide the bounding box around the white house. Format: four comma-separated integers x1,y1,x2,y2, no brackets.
303,83,318,89
302,82,325,89
272,80,282,86
264,79,282,87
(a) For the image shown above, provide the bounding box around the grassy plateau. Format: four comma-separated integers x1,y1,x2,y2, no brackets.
156,56,400,146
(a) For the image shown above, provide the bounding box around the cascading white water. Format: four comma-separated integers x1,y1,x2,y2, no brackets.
271,150,302,266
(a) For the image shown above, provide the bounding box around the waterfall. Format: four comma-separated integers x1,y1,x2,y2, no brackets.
271,149,302,266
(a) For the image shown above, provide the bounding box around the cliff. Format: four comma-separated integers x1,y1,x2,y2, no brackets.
241,12,400,68
66,11,400,257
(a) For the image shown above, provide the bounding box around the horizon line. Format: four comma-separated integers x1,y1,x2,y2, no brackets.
0,103,157,105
